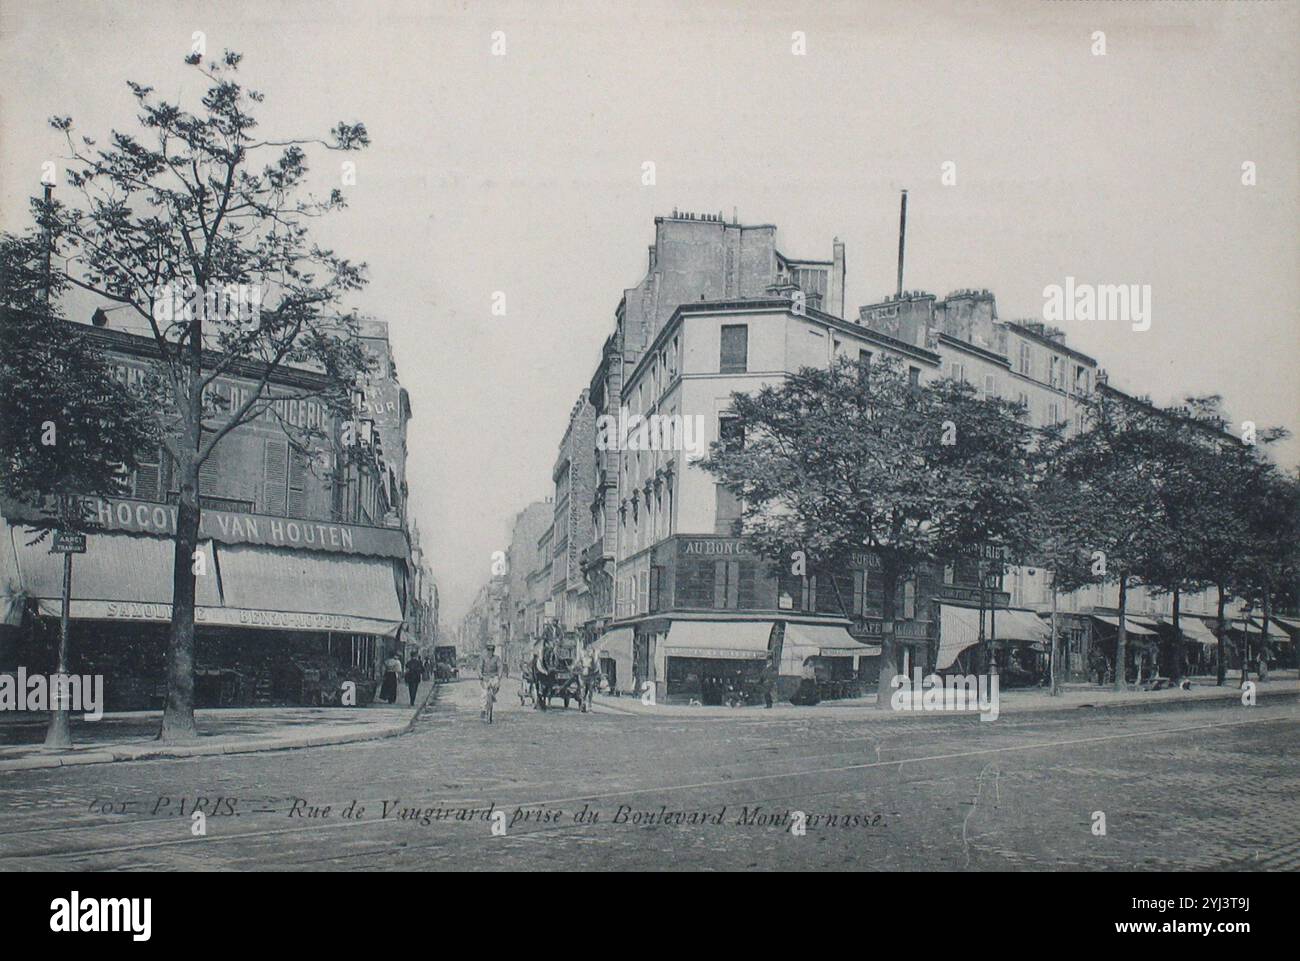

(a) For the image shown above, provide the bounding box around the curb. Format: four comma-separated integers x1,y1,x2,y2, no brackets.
0,681,443,774
588,685,1298,721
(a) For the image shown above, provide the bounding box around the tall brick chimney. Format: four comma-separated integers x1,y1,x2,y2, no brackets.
829,238,846,319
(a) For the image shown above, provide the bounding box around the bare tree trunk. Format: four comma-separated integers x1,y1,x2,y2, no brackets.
1240,614,1250,687
160,457,200,741
875,566,900,710
1170,588,1183,682
1049,578,1060,696
1260,593,1271,681
1215,583,1227,687
1114,575,1128,693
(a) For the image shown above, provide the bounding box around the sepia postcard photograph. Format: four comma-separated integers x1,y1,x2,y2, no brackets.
0,0,1295,935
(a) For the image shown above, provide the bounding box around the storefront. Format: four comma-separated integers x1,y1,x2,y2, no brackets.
658,618,771,703
1088,614,1161,683
778,621,879,698
935,603,1050,686
0,509,407,710
611,617,879,704
594,625,633,694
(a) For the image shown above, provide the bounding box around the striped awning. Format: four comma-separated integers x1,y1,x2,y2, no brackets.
1091,614,1158,636
662,620,773,660
2,520,403,637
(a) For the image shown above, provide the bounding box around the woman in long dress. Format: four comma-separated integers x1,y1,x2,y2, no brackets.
380,653,401,704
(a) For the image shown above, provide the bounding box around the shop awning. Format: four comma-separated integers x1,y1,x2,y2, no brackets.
991,609,1051,644
783,622,881,657
936,605,981,671
1269,614,1300,634
595,626,634,658
1249,616,1298,642
214,544,404,636
6,524,223,617
1091,614,1158,636
1173,616,1221,648
661,620,773,660
2,521,404,637
935,605,1049,670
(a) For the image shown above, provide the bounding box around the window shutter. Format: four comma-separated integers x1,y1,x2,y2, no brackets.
133,448,162,501
263,437,288,515
288,447,309,517
198,452,221,497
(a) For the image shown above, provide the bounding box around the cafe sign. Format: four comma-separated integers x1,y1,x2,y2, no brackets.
679,537,752,558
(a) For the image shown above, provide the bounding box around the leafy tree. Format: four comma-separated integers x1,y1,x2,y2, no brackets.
700,355,1039,707
1026,423,1108,694
1055,390,1171,690
0,220,156,746
1227,447,1297,682
1167,397,1270,685
34,50,371,740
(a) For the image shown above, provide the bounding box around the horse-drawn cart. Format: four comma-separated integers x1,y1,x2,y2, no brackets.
520,658,598,712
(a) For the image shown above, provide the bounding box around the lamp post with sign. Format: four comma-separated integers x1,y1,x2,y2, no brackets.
44,497,86,748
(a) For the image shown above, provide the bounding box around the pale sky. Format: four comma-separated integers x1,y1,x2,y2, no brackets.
2,0,1296,624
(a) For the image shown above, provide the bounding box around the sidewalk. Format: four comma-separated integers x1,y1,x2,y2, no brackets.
589,672,1299,720
0,678,439,772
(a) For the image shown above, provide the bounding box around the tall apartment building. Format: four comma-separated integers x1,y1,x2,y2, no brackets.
504,499,553,670
533,210,1271,702
547,392,596,657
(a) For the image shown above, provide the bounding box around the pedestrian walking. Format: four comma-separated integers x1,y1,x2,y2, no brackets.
758,661,775,708
404,655,423,706
479,643,502,719
380,652,401,704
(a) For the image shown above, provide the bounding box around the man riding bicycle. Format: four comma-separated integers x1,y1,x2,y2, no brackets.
479,643,502,719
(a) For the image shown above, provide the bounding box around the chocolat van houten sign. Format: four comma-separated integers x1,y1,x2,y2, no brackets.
84,497,407,559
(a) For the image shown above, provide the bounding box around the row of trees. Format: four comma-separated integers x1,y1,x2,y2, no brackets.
702,354,1299,705
1,51,370,742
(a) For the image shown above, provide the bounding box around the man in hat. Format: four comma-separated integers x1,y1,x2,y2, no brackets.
479,643,502,719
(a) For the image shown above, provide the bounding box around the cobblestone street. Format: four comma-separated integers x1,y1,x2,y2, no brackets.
0,681,1295,871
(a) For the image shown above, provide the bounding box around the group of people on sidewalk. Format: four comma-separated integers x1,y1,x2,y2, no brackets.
380,653,428,707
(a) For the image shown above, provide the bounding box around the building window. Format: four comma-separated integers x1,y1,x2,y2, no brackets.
983,374,997,399
132,446,163,501
950,362,965,383
1018,341,1032,376
908,366,921,387
1050,355,1064,390
720,324,748,374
